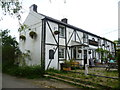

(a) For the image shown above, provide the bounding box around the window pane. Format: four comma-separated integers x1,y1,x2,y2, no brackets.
59,26,65,37
59,48,64,58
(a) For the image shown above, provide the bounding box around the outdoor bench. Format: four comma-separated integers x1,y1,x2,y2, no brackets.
105,63,118,71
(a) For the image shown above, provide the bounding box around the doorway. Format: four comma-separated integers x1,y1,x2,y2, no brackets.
84,50,87,68
73,47,76,59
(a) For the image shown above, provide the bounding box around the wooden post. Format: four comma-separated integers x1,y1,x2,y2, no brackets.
85,64,88,76
65,26,67,60
41,19,46,74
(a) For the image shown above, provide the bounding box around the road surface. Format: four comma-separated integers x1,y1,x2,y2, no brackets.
2,74,42,88
2,74,79,88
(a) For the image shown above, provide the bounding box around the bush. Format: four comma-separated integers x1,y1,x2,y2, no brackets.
3,64,43,79
2,29,19,64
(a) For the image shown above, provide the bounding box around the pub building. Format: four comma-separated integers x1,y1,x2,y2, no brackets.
19,4,116,70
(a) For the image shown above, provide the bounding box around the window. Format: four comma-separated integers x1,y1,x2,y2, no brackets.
83,33,88,43
59,48,65,58
59,26,65,37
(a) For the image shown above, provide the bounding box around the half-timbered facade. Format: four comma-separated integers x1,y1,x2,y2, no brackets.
19,4,116,70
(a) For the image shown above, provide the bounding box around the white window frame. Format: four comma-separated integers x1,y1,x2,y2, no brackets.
59,25,65,38
59,48,65,58
83,33,88,43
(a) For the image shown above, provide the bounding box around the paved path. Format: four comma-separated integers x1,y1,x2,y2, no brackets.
2,74,79,88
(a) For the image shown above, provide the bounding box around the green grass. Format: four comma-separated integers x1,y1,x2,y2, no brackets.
46,68,120,89
72,67,118,78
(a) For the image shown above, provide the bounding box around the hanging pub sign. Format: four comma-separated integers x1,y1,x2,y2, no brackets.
89,39,98,46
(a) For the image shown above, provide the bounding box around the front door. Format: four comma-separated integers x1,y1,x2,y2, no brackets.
73,47,76,59
84,50,87,68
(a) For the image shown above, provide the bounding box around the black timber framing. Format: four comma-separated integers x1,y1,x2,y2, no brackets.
46,21,58,44
65,25,67,60
58,24,60,69
49,15,115,53
76,31,82,43
67,30,75,45
67,48,70,60
75,30,76,41
41,19,46,73
42,16,116,69
44,16,114,44
46,20,60,69
44,15,115,50
98,38,100,59
45,43,69,47
114,43,117,58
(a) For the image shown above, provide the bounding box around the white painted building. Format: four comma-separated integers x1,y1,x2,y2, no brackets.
19,4,116,70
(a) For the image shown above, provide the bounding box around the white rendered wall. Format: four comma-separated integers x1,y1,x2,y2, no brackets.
19,10,44,66
45,21,59,69
45,45,58,70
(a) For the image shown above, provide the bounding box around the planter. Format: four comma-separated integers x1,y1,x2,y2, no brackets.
78,50,82,53
60,63,71,71
71,62,80,70
63,67,71,71
95,62,101,65
54,31,60,35
29,31,37,39
19,35,26,41
71,62,79,67
102,44,105,46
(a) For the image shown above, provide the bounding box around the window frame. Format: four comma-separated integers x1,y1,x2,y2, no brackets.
59,48,65,58
83,33,88,43
59,25,65,38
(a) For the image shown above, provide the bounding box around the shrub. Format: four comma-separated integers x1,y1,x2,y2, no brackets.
3,64,43,79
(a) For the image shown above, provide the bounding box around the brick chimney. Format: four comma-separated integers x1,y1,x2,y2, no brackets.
61,18,68,23
30,4,37,12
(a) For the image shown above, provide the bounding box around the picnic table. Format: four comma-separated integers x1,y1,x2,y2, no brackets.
106,63,118,71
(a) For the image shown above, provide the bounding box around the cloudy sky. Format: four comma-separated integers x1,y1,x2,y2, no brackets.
0,0,119,41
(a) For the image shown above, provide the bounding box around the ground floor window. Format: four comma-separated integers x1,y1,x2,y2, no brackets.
59,48,65,58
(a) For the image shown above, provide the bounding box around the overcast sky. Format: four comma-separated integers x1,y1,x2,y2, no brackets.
0,0,119,41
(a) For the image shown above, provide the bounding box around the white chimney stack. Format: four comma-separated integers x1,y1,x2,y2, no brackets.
30,4,37,12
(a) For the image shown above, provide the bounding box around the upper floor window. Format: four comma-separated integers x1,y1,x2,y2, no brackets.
83,33,88,43
59,25,65,38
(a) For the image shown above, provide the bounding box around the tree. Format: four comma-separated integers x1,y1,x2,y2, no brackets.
116,49,120,87
0,0,22,20
1,29,20,64
114,40,118,44
0,0,66,20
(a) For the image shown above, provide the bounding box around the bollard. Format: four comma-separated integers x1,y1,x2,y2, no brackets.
85,64,88,76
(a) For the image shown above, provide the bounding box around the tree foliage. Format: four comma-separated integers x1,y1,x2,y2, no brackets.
0,0,22,20
1,29,20,64
116,49,120,85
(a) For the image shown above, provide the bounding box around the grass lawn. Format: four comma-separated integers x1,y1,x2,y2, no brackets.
47,68,119,89
72,67,118,78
